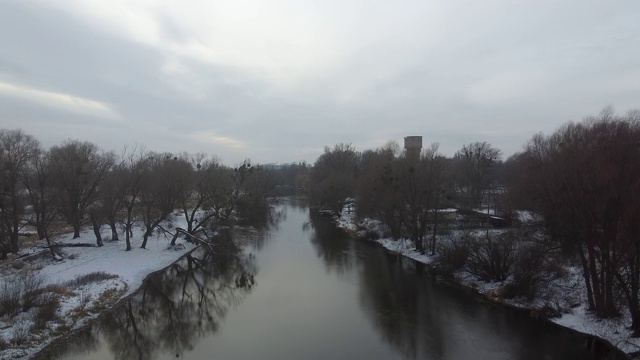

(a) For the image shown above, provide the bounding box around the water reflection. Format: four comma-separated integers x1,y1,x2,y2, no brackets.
36,247,256,360
307,213,625,360
307,210,354,274
37,201,627,360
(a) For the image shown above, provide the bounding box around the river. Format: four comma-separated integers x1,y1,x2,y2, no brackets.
38,198,623,360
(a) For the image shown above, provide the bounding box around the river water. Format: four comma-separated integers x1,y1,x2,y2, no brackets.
40,198,622,360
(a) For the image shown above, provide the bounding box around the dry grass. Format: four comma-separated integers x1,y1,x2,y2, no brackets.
90,288,124,313
0,283,22,317
23,284,75,312
34,300,60,329
11,321,30,346
67,272,118,288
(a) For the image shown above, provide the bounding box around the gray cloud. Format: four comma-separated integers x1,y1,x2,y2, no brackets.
1,0,639,164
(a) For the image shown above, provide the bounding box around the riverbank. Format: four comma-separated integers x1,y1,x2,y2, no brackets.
0,214,197,359
336,212,640,359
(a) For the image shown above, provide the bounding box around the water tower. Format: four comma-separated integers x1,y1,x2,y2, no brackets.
404,136,422,159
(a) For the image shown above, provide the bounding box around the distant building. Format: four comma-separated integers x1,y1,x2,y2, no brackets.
404,136,422,159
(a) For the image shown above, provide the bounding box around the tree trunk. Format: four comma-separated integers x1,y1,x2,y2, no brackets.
170,231,180,246
90,213,103,247
36,226,46,241
431,199,439,256
141,230,150,249
125,207,133,251
578,246,596,311
125,225,132,251
10,231,19,254
108,219,119,241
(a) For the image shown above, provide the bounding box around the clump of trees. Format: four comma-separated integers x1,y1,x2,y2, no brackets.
0,130,275,258
308,106,640,335
309,140,502,255
509,107,640,332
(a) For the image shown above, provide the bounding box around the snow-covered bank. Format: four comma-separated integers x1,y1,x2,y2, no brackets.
0,214,198,359
336,211,640,358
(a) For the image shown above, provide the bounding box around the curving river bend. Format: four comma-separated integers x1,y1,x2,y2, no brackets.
39,198,623,360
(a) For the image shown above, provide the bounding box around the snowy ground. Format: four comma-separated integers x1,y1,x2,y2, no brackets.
0,212,197,359
337,210,640,357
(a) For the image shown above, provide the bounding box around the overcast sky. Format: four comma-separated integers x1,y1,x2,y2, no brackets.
1,0,639,165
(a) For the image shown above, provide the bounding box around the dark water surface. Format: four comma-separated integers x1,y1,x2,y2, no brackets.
42,198,621,360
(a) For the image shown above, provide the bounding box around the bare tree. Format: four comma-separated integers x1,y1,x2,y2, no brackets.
517,108,640,325
0,129,40,254
48,140,114,241
453,141,502,208
308,144,359,213
121,148,149,251
397,144,443,254
21,149,61,255
356,145,405,239
97,165,126,242
139,154,191,249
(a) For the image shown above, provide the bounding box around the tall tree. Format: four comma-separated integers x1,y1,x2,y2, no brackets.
517,108,640,323
139,154,191,249
308,144,359,213
21,149,61,253
49,140,114,240
0,129,40,254
453,141,502,208
121,149,149,251
357,145,405,239
397,144,442,254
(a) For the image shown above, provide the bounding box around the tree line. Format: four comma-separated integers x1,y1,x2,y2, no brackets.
307,107,640,334
0,130,278,257
308,140,503,254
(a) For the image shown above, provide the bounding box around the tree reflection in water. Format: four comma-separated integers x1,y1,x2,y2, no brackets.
307,210,354,274
36,243,256,360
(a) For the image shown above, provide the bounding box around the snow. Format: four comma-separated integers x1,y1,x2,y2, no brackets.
0,212,197,360
514,210,543,225
376,238,437,265
335,210,640,358
38,224,194,294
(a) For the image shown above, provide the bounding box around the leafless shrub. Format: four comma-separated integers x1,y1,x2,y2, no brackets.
467,232,516,282
509,243,548,300
0,283,22,317
437,232,471,273
0,336,8,350
23,285,71,311
80,293,93,308
11,320,30,345
67,272,118,288
21,273,45,294
34,300,60,329
359,228,381,241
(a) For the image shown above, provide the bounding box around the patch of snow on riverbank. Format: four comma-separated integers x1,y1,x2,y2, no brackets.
335,212,640,357
0,213,197,359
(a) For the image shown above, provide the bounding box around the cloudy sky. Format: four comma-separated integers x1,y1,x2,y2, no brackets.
1,0,639,165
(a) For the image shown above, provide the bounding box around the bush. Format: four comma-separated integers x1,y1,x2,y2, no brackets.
23,285,69,312
67,272,118,288
11,321,30,345
0,283,22,317
467,232,516,282
359,229,380,241
510,243,547,299
0,336,8,350
437,233,471,273
34,300,60,329
21,273,45,294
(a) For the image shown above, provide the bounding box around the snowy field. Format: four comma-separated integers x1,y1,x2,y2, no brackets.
0,213,197,359
337,210,640,357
